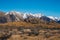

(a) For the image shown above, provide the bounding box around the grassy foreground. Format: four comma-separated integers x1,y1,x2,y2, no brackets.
0,21,60,40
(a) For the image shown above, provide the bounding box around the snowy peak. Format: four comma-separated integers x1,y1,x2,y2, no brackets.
48,16,60,21
22,13,44,19
5,11,23,16
48,16,56,20
5,11,24,22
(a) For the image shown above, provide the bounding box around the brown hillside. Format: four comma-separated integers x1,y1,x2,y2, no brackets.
0,21,60,28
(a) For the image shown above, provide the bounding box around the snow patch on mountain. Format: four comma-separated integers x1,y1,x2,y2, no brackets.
47,16,60,21
48,16,56,20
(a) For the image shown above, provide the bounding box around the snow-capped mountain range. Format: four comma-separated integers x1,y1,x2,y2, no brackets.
5,11,60,21
0,11,60,23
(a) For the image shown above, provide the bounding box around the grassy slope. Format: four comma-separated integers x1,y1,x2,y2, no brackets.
0,21,60,28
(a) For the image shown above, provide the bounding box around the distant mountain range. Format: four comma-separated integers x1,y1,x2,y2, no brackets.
0,11,60,24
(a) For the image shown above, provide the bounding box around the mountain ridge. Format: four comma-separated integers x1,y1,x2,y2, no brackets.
0,11,60,24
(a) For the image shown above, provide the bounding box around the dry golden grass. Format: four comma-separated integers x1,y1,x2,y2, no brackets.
8,34,60,40
0,21,60,28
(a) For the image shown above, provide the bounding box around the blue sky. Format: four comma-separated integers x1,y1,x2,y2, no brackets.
0,0,60,17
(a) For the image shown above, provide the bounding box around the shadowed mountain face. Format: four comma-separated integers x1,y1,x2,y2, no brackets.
8,14,16,22
57,20,60,23
40,16,53,23
0,17,7,23
0,12,7,23
0,11,60,24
